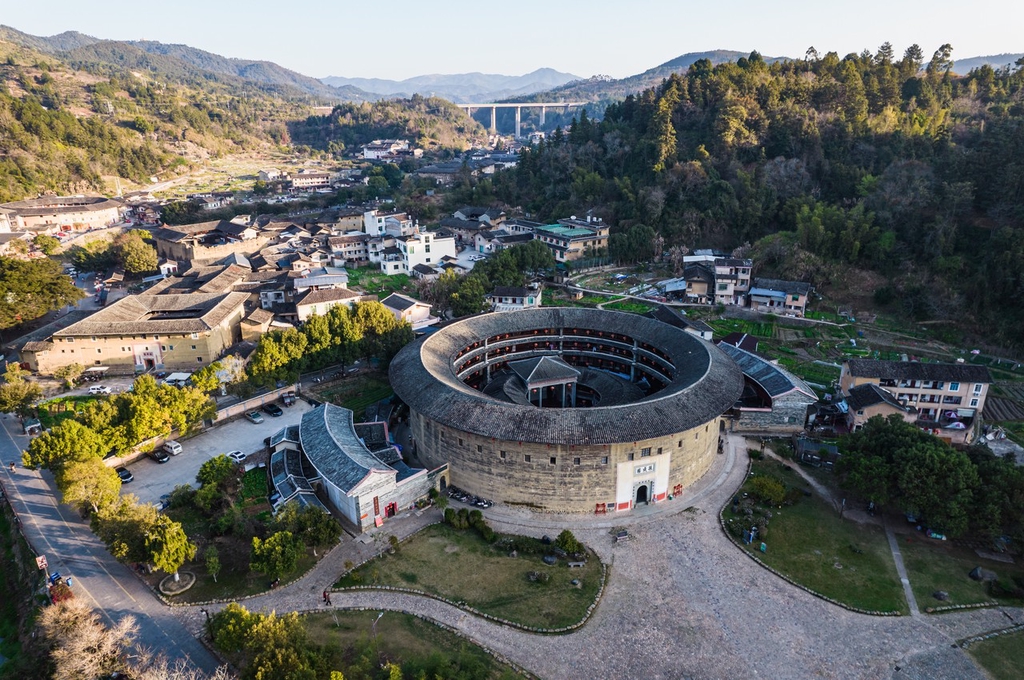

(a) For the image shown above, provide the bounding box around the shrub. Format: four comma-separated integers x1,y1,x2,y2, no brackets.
748,448,764,460
167,484,196,509
750,476,786,505
555,529,583,555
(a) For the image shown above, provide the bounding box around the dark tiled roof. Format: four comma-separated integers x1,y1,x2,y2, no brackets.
646,305,713,335
719,333,759,353
846,383,913,412
296,288,363,307
509,356,580,384
845,359,992,383
717,343,816,401
390,308,744,445
412,264,436,275
53,293,247,336
752,278,812,296
683,263,714,284
381,293,419,312
490,286,530,298
299,404,393,493
353,421,389,452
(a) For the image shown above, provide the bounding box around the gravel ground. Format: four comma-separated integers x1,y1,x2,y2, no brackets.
173,433,1021,679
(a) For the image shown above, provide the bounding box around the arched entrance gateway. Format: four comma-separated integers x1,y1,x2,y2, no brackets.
635,484,649,505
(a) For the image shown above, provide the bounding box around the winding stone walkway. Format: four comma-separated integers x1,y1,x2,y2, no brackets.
172,434,1021,679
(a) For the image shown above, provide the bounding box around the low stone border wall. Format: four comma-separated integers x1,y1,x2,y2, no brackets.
717,458,903,617
926,600,1000,614
317,606,540,679
958,622,1024,648
331,521,609,635
156,539,345,608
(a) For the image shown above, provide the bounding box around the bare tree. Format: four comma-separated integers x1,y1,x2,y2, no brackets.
38,599,136,680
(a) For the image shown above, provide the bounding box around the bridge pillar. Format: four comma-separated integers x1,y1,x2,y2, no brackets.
515,106,521,139
490,106,496,133
540,105,546,126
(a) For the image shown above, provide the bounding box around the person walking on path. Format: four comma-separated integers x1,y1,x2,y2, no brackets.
322,589,328,605
325,591,332,606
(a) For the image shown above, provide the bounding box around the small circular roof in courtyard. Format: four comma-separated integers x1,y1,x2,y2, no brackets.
390,308,744,445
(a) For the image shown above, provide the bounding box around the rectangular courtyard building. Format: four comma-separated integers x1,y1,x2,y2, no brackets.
22,292,247,375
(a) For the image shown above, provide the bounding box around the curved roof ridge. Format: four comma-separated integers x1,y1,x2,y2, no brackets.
391,308,743,445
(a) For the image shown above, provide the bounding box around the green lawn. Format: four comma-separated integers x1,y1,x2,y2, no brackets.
723,460,907,613
901,535,1024,609
335,523,603,629
603,300,654,314
316,373,393,417
967,629,1024,680
239,468,269,506
37,395,97,428
346,266,416,297
305,611,526,680
707,318,776,338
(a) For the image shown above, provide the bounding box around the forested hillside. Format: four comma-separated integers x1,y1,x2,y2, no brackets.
0,37,313,201
494,46,1024,350
289,95,487,155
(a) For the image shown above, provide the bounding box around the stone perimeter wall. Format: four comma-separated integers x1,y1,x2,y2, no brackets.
411,409,723,513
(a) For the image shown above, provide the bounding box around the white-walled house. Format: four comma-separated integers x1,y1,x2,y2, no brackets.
380,293,437,330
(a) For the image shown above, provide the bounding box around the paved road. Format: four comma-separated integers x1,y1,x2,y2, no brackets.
0,415,221,674
127,401,311,506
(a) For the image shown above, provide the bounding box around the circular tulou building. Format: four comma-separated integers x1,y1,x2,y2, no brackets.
390,308,744,513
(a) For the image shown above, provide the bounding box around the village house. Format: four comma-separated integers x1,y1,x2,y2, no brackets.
486,285,542,312
361,139,415,160
380,293,438,330
295,288,376,322
839,359,992,439
380,230,457,276
532,217,609,262
844,383,918,431
328,233,371,267
363,210,415,237
749,278,814,317
289,169,332,190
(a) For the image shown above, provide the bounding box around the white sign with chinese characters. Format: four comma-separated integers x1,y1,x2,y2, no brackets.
634,464,655,476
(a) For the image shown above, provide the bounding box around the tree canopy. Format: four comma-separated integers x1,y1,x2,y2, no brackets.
0,257,84,330
837,415,979,536
496,48,1024,349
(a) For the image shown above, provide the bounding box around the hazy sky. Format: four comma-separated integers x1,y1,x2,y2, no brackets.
3,0,1022,80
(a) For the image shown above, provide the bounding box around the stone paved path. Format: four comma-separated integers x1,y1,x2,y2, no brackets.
172,434,1021,679
886,519,923,617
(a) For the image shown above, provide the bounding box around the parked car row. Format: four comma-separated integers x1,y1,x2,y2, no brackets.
447,485,492,508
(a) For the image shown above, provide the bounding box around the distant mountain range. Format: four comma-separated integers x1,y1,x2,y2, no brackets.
321,68,581,103
951,53,1024,74
0,25,373,101
515,50,789,103
0,24,1019,107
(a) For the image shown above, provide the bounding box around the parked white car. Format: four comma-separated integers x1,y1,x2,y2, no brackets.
88,385,112,395
162,440,183,456
227,450,247,464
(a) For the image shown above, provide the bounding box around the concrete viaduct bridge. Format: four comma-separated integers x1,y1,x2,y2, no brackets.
458,102,587,138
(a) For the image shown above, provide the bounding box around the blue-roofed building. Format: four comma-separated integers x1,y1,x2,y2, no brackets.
267,403,435,531
749,278,813,317
716,342,818,434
